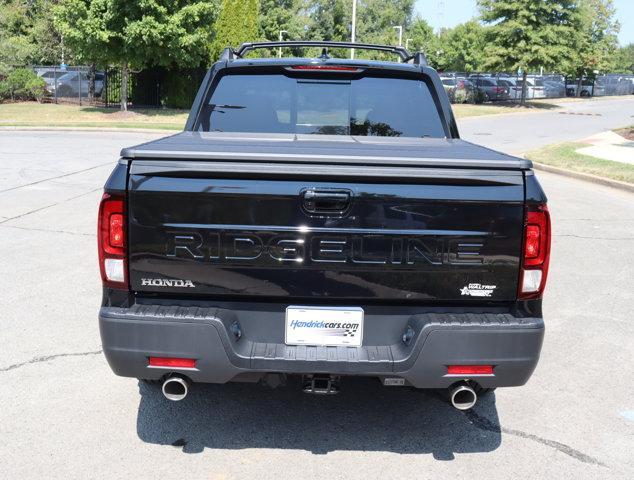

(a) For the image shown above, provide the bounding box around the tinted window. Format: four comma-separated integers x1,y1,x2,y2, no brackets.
196,73,445,138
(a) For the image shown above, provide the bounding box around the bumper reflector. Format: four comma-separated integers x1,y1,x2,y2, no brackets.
149,357,196,369
447,365,494,375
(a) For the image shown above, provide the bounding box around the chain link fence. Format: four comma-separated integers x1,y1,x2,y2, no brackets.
439,72,634,104
26,65,634,108
30,65,205,109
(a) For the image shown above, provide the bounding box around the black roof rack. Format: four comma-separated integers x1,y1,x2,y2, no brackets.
221,41,427,65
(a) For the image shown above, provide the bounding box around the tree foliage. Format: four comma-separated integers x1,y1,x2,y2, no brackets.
54,0,219,69
437,20,486,72
478,0,581,74
613,43,634,73
211,0,259,59
259,0,307,42
0,0,63,66
566,0,620,77
303,0,415,59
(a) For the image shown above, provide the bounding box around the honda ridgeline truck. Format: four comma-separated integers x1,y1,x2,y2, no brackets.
98,42,549,410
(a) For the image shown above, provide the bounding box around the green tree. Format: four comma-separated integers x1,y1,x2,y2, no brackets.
0,0,64,66
479,0,581,104
212,0,260,60
406,17,437,64
355,0,415,50
613,43,634,73
55,0,219,110
566,0,620,95
259,0,306,41
437,20,486,72
305,0,350,53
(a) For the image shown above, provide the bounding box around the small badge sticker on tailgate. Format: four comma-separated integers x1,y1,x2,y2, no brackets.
285,306,363,347
459,283,497,297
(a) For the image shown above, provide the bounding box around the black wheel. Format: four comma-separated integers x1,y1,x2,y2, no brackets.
580,90,591,97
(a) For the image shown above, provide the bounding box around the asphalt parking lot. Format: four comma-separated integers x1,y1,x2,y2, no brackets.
0,126,633,479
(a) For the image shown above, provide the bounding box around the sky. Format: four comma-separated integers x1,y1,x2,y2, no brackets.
414,0,634,46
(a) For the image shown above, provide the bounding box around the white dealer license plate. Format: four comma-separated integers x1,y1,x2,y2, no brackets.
285,306,364,347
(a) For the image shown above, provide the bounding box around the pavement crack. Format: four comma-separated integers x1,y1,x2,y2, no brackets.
0,187,101,225
554,234,634,240
0,224,96,237
465,409,606,467
0,162,112,194
0,350,103,373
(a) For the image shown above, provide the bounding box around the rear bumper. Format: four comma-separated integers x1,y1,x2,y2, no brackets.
99,303,544,389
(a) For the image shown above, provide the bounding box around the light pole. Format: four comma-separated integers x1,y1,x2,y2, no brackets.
278,30,287,58
393,25,403,46
350,0,357,59
405,38,413,50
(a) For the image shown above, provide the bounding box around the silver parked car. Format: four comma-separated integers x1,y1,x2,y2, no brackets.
47,71,105,97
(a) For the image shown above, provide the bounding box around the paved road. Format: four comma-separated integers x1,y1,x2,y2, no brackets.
459,96,634,154
1,128,633,479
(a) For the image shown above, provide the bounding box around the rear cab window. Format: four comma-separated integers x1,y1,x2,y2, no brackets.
195,70,446,138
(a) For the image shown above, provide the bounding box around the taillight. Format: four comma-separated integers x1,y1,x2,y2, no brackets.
288,65,362,72
98,192,127,288
519,204,551,299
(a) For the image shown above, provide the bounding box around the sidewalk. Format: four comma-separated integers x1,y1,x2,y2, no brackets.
576,131,634,165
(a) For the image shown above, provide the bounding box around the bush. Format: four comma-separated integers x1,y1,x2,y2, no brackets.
453,88,468,104
473,89,487,104
0,68,47,102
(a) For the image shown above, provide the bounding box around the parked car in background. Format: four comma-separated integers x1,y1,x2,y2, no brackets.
47,70,105,97
566,79,594,97
440,76,475,103
596,75,633,96
524,77,546,99
468,75,509,101
495,77,546,100
543,79,566,98
496,78,520,99
35,68,67,88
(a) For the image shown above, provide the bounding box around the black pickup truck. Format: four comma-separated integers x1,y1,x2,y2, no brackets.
98,42,550,410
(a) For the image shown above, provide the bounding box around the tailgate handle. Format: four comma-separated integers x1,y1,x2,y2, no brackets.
302,189,351,214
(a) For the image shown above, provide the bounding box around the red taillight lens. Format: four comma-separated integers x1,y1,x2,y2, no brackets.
149,357,197,369
289,65,361,72
98,193,127,288
519,204,551,299
447,365,494,375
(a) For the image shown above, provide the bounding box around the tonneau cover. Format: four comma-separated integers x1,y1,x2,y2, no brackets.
121,132,531,170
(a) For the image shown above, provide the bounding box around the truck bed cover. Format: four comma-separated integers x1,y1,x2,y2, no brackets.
121,132,531,170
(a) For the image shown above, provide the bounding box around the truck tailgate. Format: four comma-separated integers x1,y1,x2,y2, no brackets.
127,153,525,302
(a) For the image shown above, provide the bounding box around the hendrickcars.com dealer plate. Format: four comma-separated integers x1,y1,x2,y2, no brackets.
285,306,364,347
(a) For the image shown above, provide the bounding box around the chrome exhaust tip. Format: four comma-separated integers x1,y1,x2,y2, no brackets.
449,383,477,411
161,375,190,401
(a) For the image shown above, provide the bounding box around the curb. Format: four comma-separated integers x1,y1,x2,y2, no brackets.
531,161,634,194
0,126,178,134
